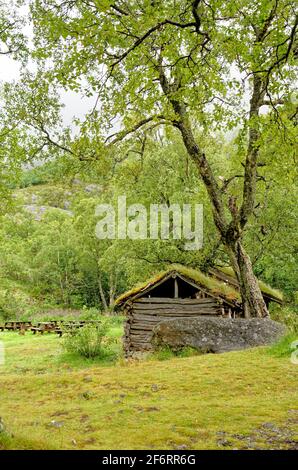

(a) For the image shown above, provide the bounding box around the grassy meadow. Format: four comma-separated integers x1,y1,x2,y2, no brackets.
0,328,297,450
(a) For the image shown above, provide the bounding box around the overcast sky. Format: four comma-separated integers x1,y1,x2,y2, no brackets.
0,54,94,126
1,1,96,125
0,3,246,136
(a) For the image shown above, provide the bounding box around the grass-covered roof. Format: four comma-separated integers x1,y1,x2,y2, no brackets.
216,266,283,302
115,264,283,306
115,264,241,306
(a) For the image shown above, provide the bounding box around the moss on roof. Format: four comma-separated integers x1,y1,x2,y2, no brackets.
115,264,241,306
115,271,168,306
217,266,283,302
171,264,240,301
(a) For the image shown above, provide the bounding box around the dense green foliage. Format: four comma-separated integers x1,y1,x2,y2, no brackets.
0,129,297,320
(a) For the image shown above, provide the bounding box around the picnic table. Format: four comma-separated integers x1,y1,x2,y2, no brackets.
31,321,84,336
0,321,32,332
31,321,58,335
0,319,103,336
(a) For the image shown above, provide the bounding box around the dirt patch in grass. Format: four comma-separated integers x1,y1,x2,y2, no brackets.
216,410,298,449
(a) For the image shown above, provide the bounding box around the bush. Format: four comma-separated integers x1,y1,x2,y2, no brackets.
62,323,109,358
79,307,102,320
268,333,298,358
270,306,298,333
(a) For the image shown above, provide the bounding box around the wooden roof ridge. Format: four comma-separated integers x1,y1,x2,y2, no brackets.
209,267,239,287
115,264,241,307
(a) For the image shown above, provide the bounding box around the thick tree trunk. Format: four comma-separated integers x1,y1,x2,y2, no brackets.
225,240,269,318
176,116,269,318
157,63,269,319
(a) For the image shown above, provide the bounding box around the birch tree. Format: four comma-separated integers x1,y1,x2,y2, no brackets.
21,0,298,317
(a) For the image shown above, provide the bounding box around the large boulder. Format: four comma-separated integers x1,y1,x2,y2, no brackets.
153,317,286,353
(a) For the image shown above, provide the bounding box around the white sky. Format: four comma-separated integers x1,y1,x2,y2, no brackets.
0,54,94,126
0,1,95,126
0,3,246,134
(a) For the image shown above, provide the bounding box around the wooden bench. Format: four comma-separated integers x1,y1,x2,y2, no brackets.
31,327,45,335
54,328,63,337
0,321,33,332
31,322,56,334
1,322,18,331
1,319,102,335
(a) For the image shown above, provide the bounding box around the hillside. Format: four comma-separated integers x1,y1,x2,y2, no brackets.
0,181,105,319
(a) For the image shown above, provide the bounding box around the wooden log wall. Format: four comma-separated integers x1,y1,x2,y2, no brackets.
123,296,227,356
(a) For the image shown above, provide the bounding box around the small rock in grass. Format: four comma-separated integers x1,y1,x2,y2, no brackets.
151,384,159,392
83,376,93,383
0,417,5,433
79,391,94,400
83,437,96,445
261,422,279,431
175,444,188,450
217,439,232,447
48,420,64,428
231,434,247,440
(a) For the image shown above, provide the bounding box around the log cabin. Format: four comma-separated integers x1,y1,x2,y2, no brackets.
115,264,283,357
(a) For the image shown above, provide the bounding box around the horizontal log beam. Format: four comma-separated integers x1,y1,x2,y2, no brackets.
130,324,157,330
132,308,220,315
131,313,162,321
135,297,216,305
129,342,153,348
133,303,218,311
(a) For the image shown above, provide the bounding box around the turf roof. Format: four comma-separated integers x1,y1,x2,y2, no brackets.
217,266,283,302
115,263,283,306
115,264,241,306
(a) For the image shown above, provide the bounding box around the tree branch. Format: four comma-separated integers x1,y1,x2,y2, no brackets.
31,118,75,156
105,115,172,145
110,18,202,68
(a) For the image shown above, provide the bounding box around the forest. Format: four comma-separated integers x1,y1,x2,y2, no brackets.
0,133,297,325
0,0,297,453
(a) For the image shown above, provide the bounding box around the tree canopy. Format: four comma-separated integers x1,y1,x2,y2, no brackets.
0,0,297,318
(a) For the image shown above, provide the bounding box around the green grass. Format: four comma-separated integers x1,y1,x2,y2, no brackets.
149,346,200,361
0,324,123,374
0,329,297,450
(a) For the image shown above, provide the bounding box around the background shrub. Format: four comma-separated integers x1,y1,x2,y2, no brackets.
62,323,109,358
271,306,298,333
